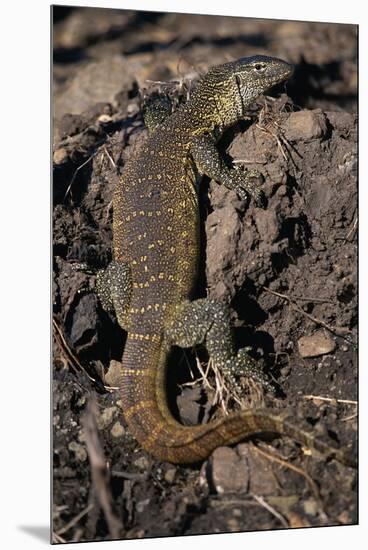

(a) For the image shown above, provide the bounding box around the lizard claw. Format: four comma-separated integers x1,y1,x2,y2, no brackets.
229,168,264,204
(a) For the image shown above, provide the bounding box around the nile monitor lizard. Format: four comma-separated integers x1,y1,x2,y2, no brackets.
96,55,355,466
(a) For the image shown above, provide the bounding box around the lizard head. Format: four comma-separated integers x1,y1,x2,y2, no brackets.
188,55,293,131
232,55,294,110
203,55,293,123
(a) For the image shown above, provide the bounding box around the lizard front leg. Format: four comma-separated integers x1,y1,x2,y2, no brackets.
142,93,173,133
96,260,132,329
165,298,273,392
191,133,263,202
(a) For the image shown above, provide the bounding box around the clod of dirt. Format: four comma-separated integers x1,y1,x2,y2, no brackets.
57,102,114,139
297,330,336,358
205,446,249,495
237,444,281,496
134,456,150,471
177,386,212,425
68,293,100,352
53,8,134,50
54,55,136,119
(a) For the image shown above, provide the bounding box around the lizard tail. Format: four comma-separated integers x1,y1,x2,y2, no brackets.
119,336,356,467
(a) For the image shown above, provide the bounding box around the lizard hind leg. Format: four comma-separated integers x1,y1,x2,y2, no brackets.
96,260,132,328
165,298,273,393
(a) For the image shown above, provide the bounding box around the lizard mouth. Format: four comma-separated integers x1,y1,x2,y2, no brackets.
264,67,293,93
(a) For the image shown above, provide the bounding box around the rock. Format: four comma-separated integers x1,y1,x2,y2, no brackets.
297,330,336,358
283,110,327,141
97,406,118,430
207,447,249,494
111,421,125,438
68,441,87,462
164,467,176,484
105,360,122,388
226,518,242,531
133,456,150,471
177,386,210,426
303,498,319,516
136,498,150,513
53,147,69,165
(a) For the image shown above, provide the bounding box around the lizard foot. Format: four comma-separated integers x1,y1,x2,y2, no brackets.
165,298,275,395
222,347,275,393
227,168,264,204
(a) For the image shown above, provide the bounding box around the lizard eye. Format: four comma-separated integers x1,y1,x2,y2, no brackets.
254,63,264,71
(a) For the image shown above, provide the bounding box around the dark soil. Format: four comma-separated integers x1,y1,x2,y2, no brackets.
52,7,358,544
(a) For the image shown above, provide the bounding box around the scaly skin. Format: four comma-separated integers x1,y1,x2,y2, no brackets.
103,56,355,466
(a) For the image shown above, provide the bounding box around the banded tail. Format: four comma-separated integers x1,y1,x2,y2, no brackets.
118,335,356,467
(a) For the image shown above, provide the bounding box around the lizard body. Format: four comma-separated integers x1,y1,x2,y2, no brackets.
98,55,354,466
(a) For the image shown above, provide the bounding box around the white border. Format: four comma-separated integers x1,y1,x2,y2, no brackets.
1,1,365,548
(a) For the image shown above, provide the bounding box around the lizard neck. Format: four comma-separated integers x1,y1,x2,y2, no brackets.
175,74,246,135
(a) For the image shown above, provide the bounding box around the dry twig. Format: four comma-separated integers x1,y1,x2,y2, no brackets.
102,145,117,169
53,316,116,392
303,395,357,405
53,317,98,384
261,286,351,338
83,397,123,539
250,443,323,507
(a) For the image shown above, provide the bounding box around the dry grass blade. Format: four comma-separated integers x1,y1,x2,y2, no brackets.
56,503,94,536
102,146,117,169
255,102,303,174
345,216,357,242
52,532,66,543
256,122,288,161
341,412,358,422
63,150,99,200
180,350,264,417
251,494,289,528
